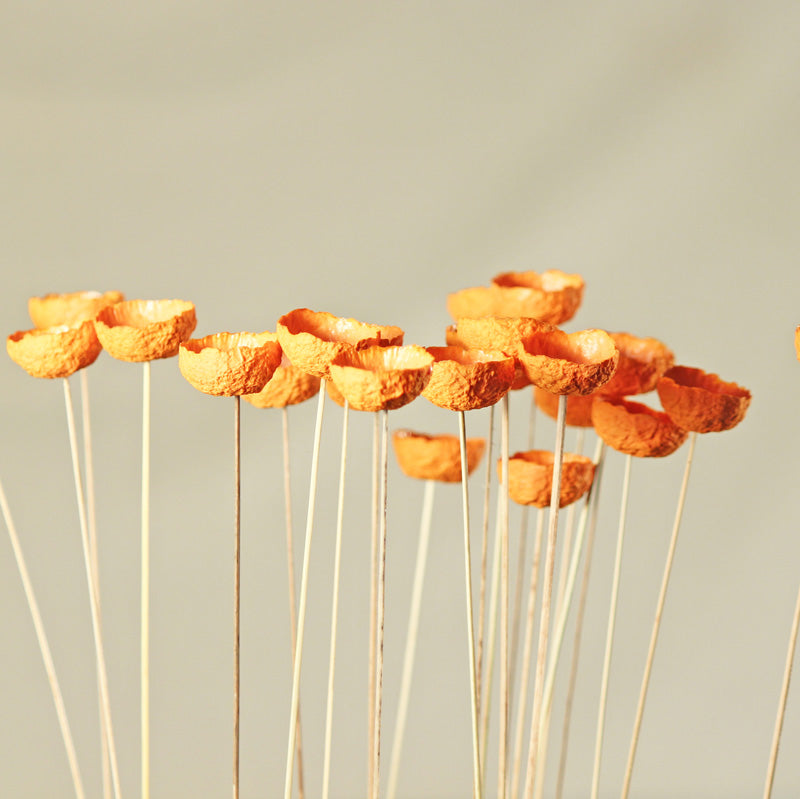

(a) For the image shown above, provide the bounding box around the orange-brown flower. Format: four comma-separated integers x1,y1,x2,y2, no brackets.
490,270,584,324
499,450,595,508
29,290,124,329
517,328,618,395
393,430,485,482
243,335,320,409
179,332,282,397
95,299,196,362
592,397,688,457
656,366,751,433
276,308,403,380
7,320,102,379
597,332,674,397
534,388,595,427
422,347,515,411
447,317,554,358
328,345,433,412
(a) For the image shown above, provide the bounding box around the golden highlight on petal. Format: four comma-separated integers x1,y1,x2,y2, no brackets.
29,290,124,329
95,299,196,362
7,320,102,379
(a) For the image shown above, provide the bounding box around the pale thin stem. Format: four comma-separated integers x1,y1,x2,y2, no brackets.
523,394,567,799
480,495,503,788
141,361,150,799
590,453,633,799
281,407,305,799
371,410,390,799
498,394,510,799
555,428,585,621
555,442,607,799
64,379,123,799
534,437,604,799
509,389,538,716
386,479,436,799
368,412,380,797
80,368,111,799
621,433,696,799
763,580,800,799
476,404,495,741
459,412,483,799
321,401,350,799
233,396,241,799
0,477,86,799
510,510,546,799
283,383,326,799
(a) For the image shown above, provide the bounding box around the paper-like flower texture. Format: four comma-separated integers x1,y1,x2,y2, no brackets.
422,346,515,411
517,328,619,396
447,317,554,358
95,299,197,362
597,332,674,397
656,366,751,434
7,320,102,379
328,345,433,412
179,332,282,397
490,270,584,324
499,450,595,508
29,290,124,329
592,397,688,457
276,308,403,380
243,334,320,409
393,429,486,483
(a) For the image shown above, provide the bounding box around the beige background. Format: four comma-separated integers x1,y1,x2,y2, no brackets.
2,3,799,797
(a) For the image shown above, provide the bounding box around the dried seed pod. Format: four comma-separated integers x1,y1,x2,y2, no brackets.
656,366,751,433
276,308,404,380
448,317,555,358
596,332,674,397
179,332,282,397
446,324,531,390
794,325,800,360
422,346,515,411
243,335,320,409
517,328,619,395
28,290,125,329
498,450,595,508
392,429,486,483
328,345,433,412
490,270,585,324
95,299,197,362
592,397,688,457
7,320,102,379
534,387,595,427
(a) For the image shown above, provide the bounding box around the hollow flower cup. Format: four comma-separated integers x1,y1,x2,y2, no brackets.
7,320,102,379
592,397,688,457
656,366,751,433
499,450,595,508
179,332,282,397
29,290,124,329
597,332,674,397
328,345,433,412
95,299,197,362
393,430,486,482
422,346,515,411
243,336,320,409
276,308,403,380
517,327,619,395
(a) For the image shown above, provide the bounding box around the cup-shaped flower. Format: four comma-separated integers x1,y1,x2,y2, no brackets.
328,345,433,412
179,332,281,397
490,270,584,324
592,397,688,457
499,450,595,508
7,320,102,379
29,290,124,329
422,346,515,411
95,299,196,362
243,334,320,409
447,317,554,358
656,366,751,433
534,388,595,427
596,332,674,397
276,308,404,380
517,328,618,395
393,429,485,483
